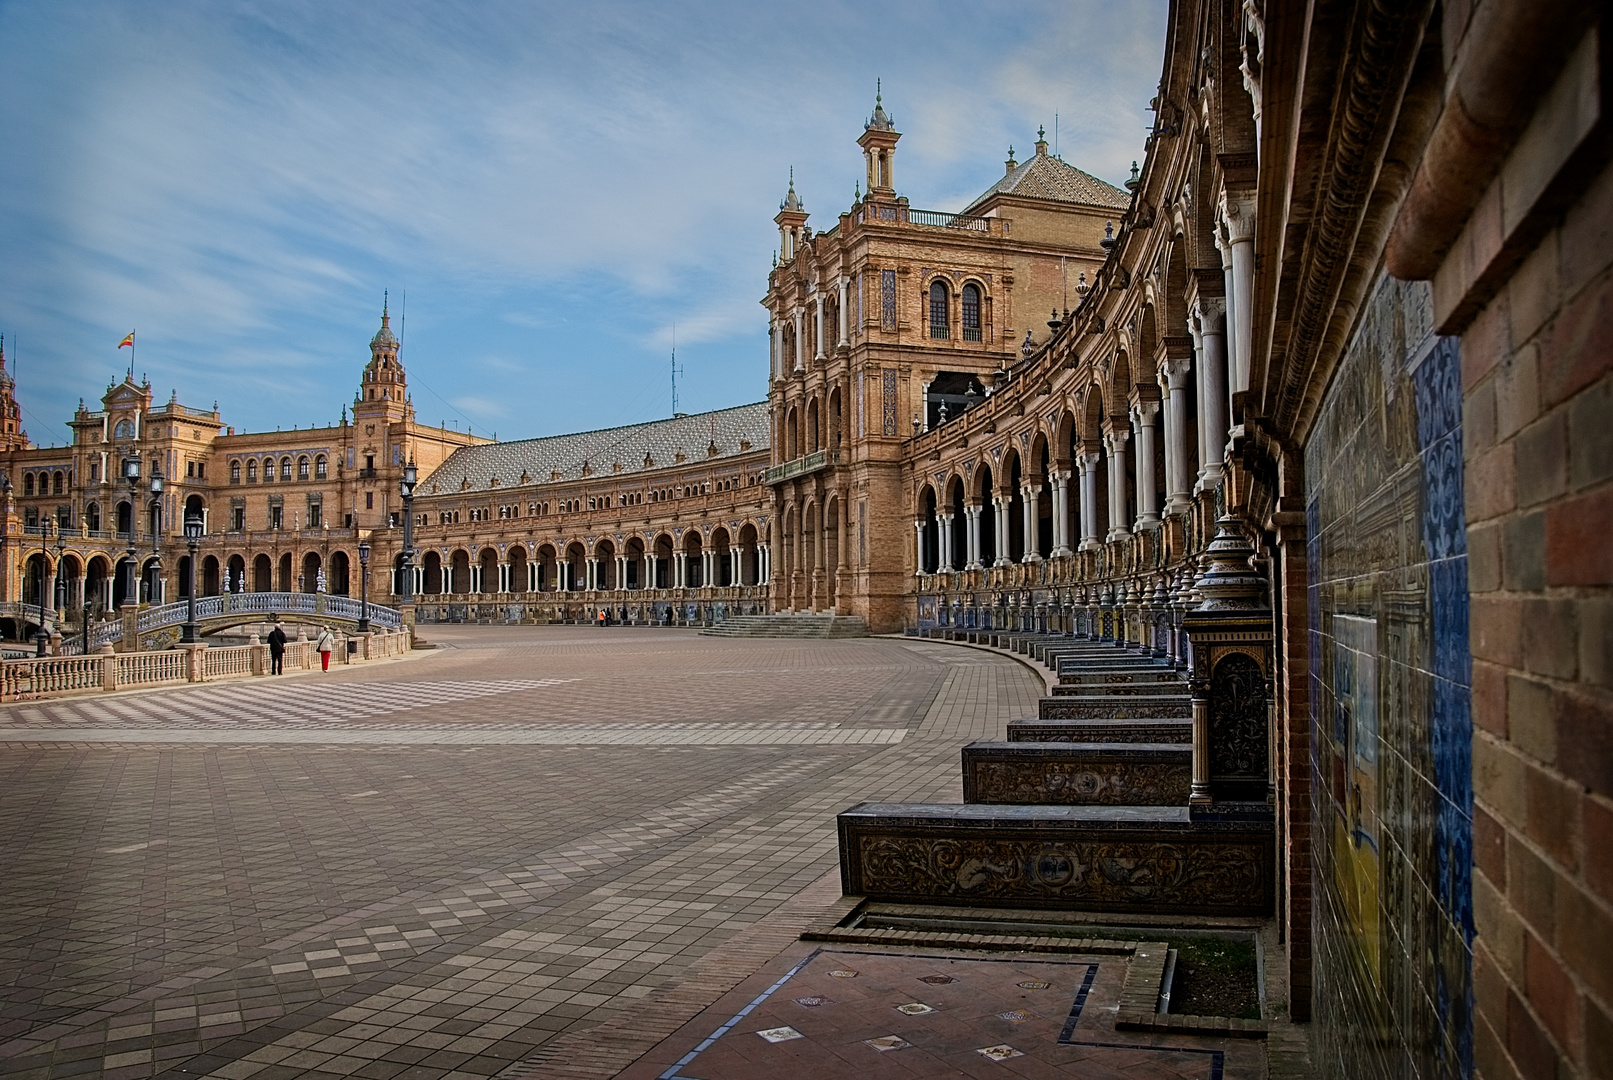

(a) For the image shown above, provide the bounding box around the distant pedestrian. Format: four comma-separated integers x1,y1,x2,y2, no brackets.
597,609,607,628
267,619,288,674
316,625,336,671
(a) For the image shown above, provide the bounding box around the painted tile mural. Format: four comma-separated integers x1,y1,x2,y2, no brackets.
1304,275,1473,1080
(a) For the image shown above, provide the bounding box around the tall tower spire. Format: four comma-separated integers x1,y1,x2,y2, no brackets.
859,80,901,196
355,298,409,423
774,167,808,263
0,336,26,448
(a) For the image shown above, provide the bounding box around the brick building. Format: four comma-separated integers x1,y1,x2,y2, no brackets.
3,0,1609,1075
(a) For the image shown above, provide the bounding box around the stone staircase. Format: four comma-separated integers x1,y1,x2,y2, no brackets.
700,613,870,639
836,631,1274,917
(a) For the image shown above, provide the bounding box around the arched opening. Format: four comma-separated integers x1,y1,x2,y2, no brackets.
329,551,350,596
828,387,843,449
947,477,967,570
653,534,674,589
1004,449,1025,562
1032,433,1053,557
682,532,704,588
806,398,820,453
711,528,732,588
449,549,471,594
593,539,616,591
277,553,293,592
141,557,163,605
184,493,206,531
565,543,587,592
301,552,321,593
22,553,50,610
785,406,799,459
802,502,818,599
739,524,760,586
536,544,558,591
975,465,995,566
202,555,221,596
227,554,246,594
178,554,194,598
624,537,645,589
116,501,133,537
920,485,939,573
509,545,529,593
479,547,498,594
254,553,272,592
821,499,839,608
86,502,101,532
422,551,443,594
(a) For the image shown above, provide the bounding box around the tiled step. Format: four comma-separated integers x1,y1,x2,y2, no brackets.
1058,669,1187,687
1037,695,1192,721
960,741,1191,806
1007,717,1192,743
1050,681,1187,697
836,802,1274,916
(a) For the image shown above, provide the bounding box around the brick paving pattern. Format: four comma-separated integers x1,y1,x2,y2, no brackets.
0,627,1043,1079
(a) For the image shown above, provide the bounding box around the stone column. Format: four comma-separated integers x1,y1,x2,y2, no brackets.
964,506,983,569
1079,452,1102,551
837,277,849,346
1194,298,1229,490
1105,429,1131,542
1221,193,1256,395
914,519,926,574
1164,357,1195,515
814,295,826,361
1049,471,1073,558
793,308,804,372
1020,484,1042,562
993,495,1013,567
1131,401,1160,530
937,513,954,570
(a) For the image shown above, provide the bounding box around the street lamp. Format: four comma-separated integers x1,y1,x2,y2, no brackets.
122,453,141,608
181,511,202,644
146,464,164,604
399,460,417,610
34,519,53,657
357,537,371,632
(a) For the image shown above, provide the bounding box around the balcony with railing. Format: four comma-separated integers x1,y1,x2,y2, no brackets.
764,448,833,486
853,204,998,234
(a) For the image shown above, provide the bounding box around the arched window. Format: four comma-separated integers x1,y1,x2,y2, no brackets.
962,283,982,342
315,455,327,479
22,473,33,497
230,460,241,483
114,419,134,439
929,280,949,340
53,471,64,495
86,503,101,531
280,457,291,481
246,460,257,482
297,456,310,480
264,457,277,482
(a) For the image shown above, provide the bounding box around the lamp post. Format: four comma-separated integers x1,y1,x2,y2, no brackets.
146,464,164,605
53,525,67,618
122,453,141,608
181,511,202,644
357,537,371,632
399,460,417,613
34,520,53,657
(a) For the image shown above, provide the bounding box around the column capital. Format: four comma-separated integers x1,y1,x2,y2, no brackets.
1130,400,1160,424
1218,189,1256,245
1105,428,1130,452
1164,355,1193,388
1191,295,1227,329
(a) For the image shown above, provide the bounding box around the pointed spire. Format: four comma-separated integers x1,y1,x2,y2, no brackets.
866,78,895,131
1035,126,1048,156
781,166,803,212
370,292,399,350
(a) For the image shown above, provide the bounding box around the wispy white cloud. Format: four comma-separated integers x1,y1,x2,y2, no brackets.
0,0,1167,442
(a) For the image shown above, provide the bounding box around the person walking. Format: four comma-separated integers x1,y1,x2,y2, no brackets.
267,619,288,675
316,625,336,671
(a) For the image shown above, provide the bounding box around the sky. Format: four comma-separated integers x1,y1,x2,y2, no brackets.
1,1,1169,448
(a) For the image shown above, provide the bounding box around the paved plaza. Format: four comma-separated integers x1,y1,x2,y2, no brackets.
0,627,1046,1079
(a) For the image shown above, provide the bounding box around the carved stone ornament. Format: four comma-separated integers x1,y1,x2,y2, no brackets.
1191,516,1267,611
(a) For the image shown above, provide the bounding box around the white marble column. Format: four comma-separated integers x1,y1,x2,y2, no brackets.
813,295,826,361
938,513,954,570
1164,357,1195,515
1105,430,1132,542
1049,470,1073,557
769,318,779,380
1131,401,1160,530
965,506,983,569
1020,484,1042,562
837,277,849,346
1078,452,1102,551
914,519,927,574
793,308,804,372
1194,298,1229,490
993,495,1013,567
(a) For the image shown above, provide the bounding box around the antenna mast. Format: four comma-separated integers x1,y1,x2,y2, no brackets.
671,323,684,415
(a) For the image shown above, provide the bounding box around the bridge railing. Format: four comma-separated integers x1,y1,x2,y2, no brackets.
0,624,412,703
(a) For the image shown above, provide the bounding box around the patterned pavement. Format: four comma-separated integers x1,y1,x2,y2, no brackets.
0,627,1043,1079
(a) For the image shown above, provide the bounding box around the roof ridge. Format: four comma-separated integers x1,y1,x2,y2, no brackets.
490,400,768,448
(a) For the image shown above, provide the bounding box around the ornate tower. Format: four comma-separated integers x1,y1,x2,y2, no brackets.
774,169,808,263
354,297,411,424
857,82,900,198
0,337,27,450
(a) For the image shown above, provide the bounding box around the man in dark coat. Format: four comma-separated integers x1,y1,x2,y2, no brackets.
267,619,288,674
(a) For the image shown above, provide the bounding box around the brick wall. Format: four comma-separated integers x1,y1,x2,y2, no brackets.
1464,152,1613,1080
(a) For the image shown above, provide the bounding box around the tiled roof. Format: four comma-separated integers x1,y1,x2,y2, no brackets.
964,151,1130,214
420,402,770,492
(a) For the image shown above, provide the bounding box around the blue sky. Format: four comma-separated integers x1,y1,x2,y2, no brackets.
2,1,1168,447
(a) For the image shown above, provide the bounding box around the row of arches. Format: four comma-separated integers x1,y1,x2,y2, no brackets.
781,386,844,461
409,524,769,595
229,454,328,484
21,469,70,497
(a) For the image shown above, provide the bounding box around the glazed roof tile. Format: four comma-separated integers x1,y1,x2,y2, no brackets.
421,402,769,492
964,151,1130,214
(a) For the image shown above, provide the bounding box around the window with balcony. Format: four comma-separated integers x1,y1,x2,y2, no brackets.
315,455,327,479
929,280,950,339
231,460,241,483
962,283,982,342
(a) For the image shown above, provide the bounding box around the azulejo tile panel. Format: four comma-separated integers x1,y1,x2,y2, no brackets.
1304,275,1474,1080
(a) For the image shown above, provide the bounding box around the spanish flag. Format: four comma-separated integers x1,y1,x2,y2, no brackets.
118,331,134,348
